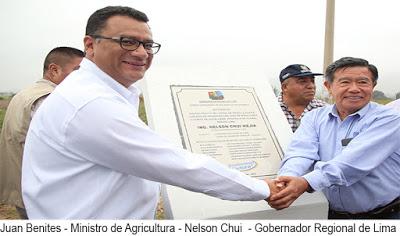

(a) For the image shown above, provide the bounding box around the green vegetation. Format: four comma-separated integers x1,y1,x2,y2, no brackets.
0,204,19,220
138,96,148,124
0,93,15,100
0,109,5,130
373,98,393,105
372,90,395,104
0,95,12,130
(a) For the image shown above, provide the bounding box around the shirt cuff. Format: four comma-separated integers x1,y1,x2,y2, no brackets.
302,170,328,192
253,179,270,200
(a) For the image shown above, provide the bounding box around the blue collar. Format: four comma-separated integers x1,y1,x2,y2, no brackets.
329,102,371,120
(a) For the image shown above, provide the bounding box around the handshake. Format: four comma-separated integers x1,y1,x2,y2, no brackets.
264,176,310,210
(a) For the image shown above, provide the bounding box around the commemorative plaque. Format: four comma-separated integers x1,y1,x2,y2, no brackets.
170,85,283,178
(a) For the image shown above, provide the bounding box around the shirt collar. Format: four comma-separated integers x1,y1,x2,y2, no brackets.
329,102,371,119
80,58,141,102
37,78,57,88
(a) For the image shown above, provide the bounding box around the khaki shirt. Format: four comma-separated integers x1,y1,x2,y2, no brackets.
0,79,56,208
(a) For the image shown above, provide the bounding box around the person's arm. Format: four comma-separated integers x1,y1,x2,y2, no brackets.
65,97,270,201
269,111,320,209
278,110,321,177
304,109,400,192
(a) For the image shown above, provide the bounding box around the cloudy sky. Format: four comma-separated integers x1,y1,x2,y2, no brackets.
1,0,399,97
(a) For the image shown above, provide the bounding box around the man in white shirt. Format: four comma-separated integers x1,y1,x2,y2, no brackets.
22,6,276,219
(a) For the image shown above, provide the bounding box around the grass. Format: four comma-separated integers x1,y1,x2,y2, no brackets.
0,204,19,219
0,109,5,130
138,96,148,124
373,98,393,105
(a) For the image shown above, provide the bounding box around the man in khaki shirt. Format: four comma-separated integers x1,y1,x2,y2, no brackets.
0,47,84,218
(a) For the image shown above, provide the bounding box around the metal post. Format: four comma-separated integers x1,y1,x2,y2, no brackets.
323,0,335,72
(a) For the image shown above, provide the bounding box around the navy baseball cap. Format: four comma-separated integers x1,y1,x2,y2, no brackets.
279,64,323,83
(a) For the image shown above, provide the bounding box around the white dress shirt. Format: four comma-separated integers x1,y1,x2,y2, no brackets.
22,58,269,219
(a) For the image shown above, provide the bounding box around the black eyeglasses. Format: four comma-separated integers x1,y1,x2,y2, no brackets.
91,35,161,54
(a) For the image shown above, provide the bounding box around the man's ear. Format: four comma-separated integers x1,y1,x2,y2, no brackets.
281,82,287,93
48,63,61,77
46,63,62,84
84,35,95,58
324,80,332,95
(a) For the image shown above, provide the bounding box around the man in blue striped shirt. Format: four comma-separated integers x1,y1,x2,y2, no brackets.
269,57,400,219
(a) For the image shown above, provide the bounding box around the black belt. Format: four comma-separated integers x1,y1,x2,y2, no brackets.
329,197,400,219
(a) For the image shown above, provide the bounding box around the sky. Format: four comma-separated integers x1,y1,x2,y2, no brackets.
0,0,399,97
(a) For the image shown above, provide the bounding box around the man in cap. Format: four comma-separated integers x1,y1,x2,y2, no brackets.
278,64,326,132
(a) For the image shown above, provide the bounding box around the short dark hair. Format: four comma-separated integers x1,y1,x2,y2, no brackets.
325,57,379,84
43,47,84,74
86,6,149,36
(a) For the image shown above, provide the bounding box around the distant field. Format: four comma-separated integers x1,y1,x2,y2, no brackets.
0,109,5,130
374,98,393,105
0,97,11,130
0,97,18,219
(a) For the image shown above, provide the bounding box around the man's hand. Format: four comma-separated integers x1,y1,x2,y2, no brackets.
267,176,309,210
264,177,285,201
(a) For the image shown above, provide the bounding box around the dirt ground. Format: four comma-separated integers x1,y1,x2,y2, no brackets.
0,203,164,219
0,99,10,109
0,99,15,219
0,204,19,219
